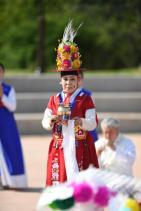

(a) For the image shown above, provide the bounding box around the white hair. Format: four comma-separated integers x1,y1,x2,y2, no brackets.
101,117,120,129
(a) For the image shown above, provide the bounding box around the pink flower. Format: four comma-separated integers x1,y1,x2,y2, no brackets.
52,172,59,180
71,52,78,60
57,53,61,59
52,163,59,168
93,186,110,207
63,59,71,68
73,183,93,203
63,45,70,52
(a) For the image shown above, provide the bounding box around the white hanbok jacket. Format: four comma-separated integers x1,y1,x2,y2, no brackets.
95,134,136,176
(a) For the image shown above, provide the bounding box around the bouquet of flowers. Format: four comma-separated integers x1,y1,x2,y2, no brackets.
37,167,141,211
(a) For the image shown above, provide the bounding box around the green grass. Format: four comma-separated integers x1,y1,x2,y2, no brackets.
86,67,141,76
6,67,141,76
6,68,34,75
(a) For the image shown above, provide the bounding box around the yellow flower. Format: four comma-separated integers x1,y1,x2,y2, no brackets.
58,47,63,53
72,59,81,69
62,52,71,60
125,198,140,211
70,45,77,53
57,59,62,67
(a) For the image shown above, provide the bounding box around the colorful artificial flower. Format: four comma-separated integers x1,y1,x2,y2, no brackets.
122,198,141,211
93,186,111,207
37,166,141,211
57,52,61,59
57,60,62,68
56,21,82,71
63,59,71,69
70,44,78,53
58,46,63,53
62,52,71,60
71,52,78,60
73,182,93,203
63,45,70,52
72,59,81,69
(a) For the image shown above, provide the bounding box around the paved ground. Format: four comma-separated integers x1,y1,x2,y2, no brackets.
0,134,141,211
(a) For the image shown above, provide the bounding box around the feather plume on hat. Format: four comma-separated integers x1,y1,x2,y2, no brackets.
62,20,82,43
56,20,83,72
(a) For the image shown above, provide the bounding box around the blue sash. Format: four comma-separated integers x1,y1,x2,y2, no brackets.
2,82,11,96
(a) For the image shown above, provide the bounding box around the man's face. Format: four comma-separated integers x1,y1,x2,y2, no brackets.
102,126,119,145
61,75,79,94
0,67,4,81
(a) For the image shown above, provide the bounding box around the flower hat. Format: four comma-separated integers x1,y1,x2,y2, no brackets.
56,20,82,72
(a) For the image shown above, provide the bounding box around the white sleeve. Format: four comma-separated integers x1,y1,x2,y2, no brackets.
42,108,53,130
104,139,136,170
1,87,16,112
95,138,106,150
81,108,97,131
117,139,136,166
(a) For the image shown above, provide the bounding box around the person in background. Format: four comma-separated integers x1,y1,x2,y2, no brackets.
95,117,136,176
42,21,99,186
0,62,27,189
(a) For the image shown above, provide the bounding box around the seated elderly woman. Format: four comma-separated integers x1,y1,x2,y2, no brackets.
95,117,136,176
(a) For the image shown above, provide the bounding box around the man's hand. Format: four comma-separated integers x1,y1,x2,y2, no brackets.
0,85,3,97
96,146,105,157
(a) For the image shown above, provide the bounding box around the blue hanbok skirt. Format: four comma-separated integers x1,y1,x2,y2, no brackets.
0,108,27,188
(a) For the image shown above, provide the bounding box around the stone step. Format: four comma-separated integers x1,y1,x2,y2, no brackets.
5,75,141,134
16,92,141,113
5,75,141,92
15,112,141,135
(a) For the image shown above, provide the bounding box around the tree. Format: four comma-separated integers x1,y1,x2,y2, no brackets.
0,0,141,71
36,0,45,73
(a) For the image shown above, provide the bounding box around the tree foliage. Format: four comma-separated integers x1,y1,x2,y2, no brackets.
0,0,141,71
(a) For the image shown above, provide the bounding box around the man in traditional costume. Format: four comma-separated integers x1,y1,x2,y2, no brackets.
42,21,99,186
0,63,27,189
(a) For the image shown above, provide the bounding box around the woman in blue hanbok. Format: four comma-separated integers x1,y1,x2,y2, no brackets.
0,63,27,189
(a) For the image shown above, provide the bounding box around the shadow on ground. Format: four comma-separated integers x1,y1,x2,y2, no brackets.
2,187,43,193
